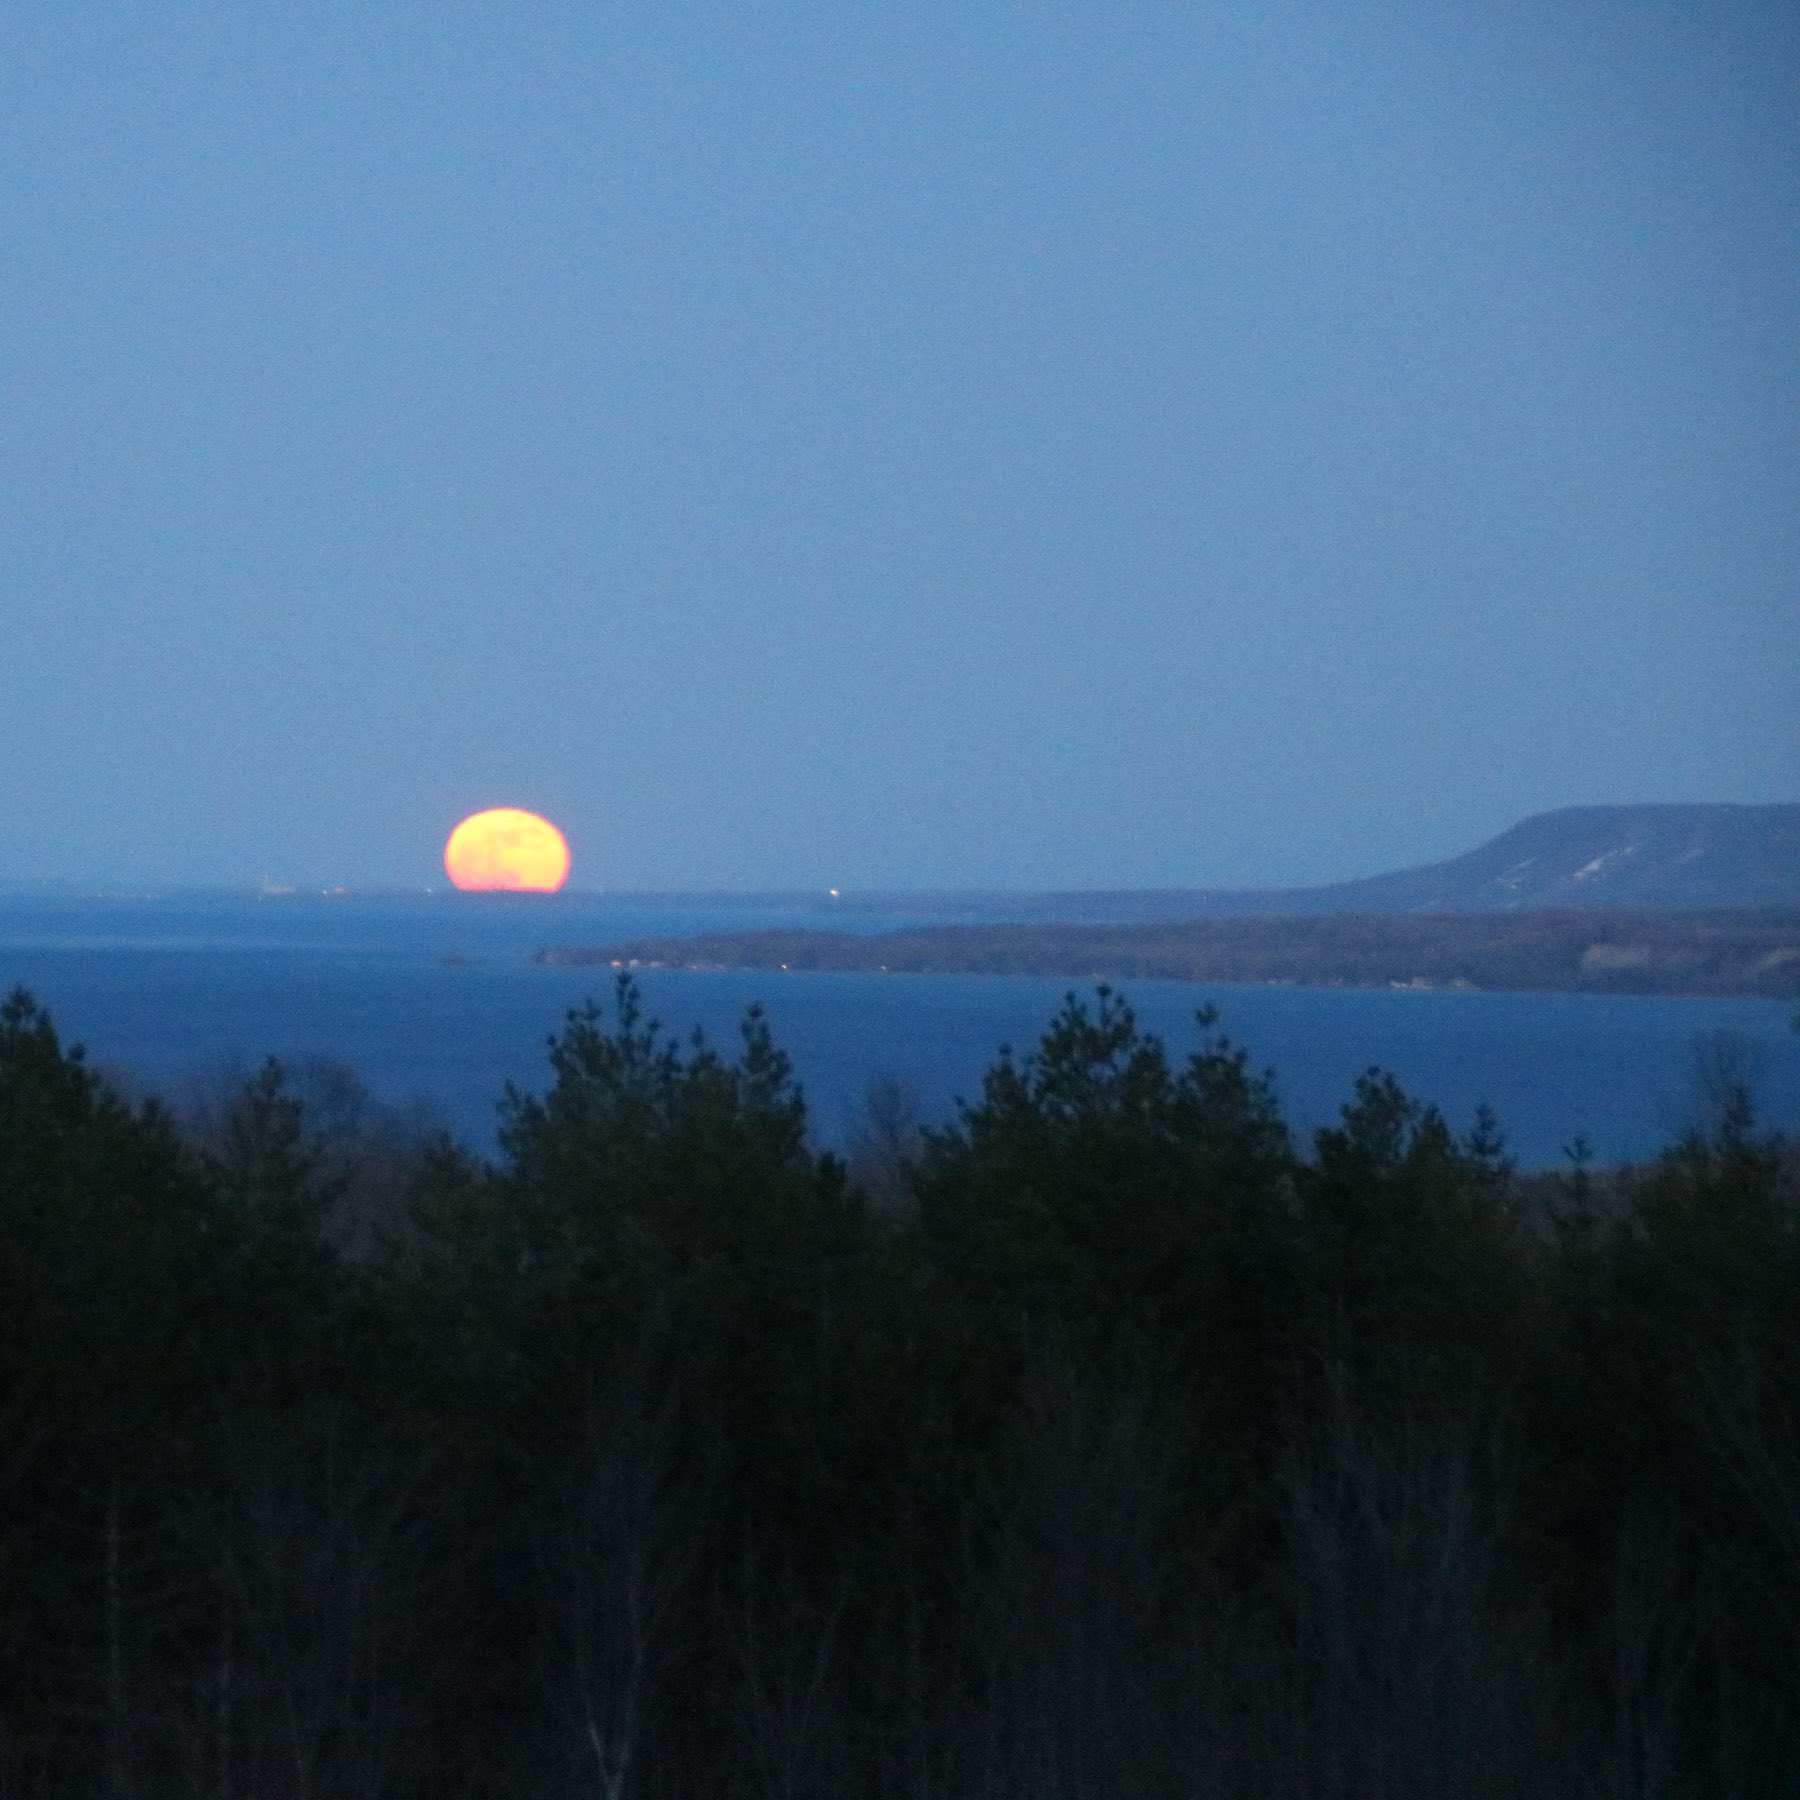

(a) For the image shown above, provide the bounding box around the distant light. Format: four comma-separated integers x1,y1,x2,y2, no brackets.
828,888,840,898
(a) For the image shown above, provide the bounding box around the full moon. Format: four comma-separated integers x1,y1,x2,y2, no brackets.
443,808,572,892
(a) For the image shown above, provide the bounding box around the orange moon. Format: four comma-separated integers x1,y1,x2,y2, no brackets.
443,808,571,892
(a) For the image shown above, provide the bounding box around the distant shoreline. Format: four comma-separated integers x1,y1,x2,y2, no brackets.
534,906,1800,1001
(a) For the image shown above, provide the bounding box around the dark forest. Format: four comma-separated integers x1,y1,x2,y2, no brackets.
1,977,1796,1798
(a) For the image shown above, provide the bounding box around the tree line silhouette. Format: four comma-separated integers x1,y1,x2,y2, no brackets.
0,977,1795,1798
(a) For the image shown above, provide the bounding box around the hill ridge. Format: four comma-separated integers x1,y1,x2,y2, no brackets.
948,802,1800,923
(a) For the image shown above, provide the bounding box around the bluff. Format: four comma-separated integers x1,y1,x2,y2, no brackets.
953,803,1800,923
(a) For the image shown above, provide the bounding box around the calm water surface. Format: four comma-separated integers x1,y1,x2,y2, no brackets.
0,891,1793,1168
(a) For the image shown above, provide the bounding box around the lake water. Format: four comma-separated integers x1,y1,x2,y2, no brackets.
0,889,1794,1169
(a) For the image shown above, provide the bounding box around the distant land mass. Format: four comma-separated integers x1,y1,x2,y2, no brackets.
836,802,1800,923
535,909,1800,999
535,807,1800,997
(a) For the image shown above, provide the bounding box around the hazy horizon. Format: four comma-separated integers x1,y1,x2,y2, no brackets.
0,797,1789,902
5,3,1795,891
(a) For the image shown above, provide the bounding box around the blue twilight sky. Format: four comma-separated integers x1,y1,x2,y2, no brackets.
2,2,1796,892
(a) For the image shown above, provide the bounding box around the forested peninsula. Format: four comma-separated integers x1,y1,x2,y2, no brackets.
535,905,1800,997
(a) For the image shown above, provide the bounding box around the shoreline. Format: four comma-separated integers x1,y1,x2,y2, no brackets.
534,905,1800,1002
